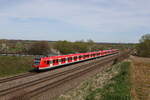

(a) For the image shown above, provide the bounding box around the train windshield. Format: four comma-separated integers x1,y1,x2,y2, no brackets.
34,58,41,65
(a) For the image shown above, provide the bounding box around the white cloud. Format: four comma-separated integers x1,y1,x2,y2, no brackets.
0,0,150,42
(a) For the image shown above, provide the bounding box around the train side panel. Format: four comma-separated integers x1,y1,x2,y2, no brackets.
32,49,119,70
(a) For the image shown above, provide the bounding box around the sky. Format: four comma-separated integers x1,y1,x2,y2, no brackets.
0,0,150,43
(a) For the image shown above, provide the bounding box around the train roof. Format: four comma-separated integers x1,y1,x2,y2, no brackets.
40,50,116,60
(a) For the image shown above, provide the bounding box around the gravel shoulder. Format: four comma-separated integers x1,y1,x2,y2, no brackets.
56,60,126,100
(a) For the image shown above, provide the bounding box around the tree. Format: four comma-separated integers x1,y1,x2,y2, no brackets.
28,41,51,55
136,34,150,57
140,34,150,43
15,42,25,54
73,41,89,53
54,41,75,54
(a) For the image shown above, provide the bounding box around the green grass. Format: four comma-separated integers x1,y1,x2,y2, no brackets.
85,61,131,100
0,56,34,77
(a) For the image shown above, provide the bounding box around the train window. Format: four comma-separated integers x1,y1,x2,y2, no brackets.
34,60,40,65
53,59,58,64
68,57,72,61
61,58,66,62
83,55,85,58
47,61,50,64
79,56,82,59
70,57,72,60
74,56,77,60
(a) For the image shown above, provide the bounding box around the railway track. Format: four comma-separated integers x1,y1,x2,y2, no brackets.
29,56,116,99
0,55,112,84
0,72,37,83
0,59,100,95
0,56,103,93
0,53,120,100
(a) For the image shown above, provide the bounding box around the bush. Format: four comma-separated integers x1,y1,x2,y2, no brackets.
136,34,150,57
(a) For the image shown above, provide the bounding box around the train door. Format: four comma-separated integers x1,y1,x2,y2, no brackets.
104,51,106,55
102,51,104,56
87,54,90,58
46,60,52,67
83,55,85,59
93,54,96,57
79,56,82,60
61,58,66,64
74,56,77,61
96,53,99,56
68,57,72,63
58,59,61,65
90,54,93,58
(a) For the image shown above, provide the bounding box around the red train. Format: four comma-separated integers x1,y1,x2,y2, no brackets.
32,49,119,70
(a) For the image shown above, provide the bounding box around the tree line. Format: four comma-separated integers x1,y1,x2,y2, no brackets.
0,39,134,56
54,40,102,54
0,40,107,56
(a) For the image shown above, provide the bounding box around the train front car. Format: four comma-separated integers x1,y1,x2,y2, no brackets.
32,57,42,70
32,57,50,70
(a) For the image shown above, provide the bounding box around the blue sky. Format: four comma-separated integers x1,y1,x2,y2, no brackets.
0,0,150,43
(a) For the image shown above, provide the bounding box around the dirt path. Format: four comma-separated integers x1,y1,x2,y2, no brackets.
130,56,150,100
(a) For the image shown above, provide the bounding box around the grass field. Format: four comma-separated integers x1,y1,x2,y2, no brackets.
0,56,33,77
130,56,150,100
